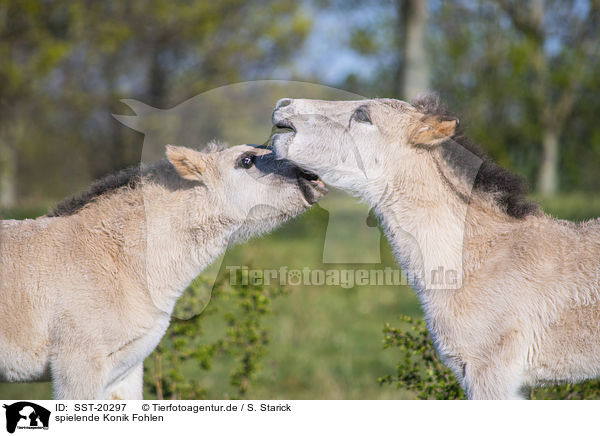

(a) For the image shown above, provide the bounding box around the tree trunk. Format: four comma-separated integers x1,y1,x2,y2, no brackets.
0,141,16,210
148,39,167,108
105,54,125,171
399,0,429,101
537,128,559,196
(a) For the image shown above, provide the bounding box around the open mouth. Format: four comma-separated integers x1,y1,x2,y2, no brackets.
297,169,327,205
274,119,296,133
269,120,297,150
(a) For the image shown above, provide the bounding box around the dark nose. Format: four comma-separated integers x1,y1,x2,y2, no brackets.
274,98,292,110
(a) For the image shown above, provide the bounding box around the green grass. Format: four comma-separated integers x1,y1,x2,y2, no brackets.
2,193,600,399
532,193,600,221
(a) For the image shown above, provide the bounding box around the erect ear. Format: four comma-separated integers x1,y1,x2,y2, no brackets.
410,115,458,147
166,145,207,181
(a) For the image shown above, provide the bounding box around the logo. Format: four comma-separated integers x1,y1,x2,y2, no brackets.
2,402,50,433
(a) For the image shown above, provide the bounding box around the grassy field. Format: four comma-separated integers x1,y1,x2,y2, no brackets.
2,192,600,399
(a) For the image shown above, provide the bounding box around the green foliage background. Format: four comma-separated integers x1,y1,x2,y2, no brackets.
144,273,288,400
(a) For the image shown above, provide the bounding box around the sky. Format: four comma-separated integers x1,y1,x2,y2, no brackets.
291,2,392,86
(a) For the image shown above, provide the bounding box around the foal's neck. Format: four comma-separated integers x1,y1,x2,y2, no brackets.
145,188,239,312
371,183,511,294
81,183,237,315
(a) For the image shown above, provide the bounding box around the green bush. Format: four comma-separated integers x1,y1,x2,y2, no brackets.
380,316,600,399
144,269,287,399
378,316,465,399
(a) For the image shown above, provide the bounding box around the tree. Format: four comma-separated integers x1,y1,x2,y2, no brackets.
0,0,73,209
0,0,312,206
495,0,600,195
398,0,429,100
333,0,431,99
336,0,600,193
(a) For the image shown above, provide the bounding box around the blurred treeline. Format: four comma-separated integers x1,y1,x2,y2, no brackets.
1,0,600,212
0,0,311,209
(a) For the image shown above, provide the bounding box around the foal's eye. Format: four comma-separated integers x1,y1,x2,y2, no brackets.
352,107,372,124
239,155,255,169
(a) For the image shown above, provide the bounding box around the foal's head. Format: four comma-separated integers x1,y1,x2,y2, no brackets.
270,95,537,219
164,144,327,232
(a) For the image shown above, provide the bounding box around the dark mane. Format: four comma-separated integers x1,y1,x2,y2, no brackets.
411,94,539,219
47,166,142,217
47,142,227,217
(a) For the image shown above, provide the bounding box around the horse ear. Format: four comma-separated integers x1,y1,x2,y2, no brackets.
166,145,208,182
410,116,458,147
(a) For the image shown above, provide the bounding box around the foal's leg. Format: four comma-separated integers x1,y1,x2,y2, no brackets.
105,363,144,400
462,334,527,400
51,357,107,399
50,335,108,399
463,361,525,399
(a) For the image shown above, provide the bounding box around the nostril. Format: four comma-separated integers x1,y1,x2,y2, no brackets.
275,98,292,110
